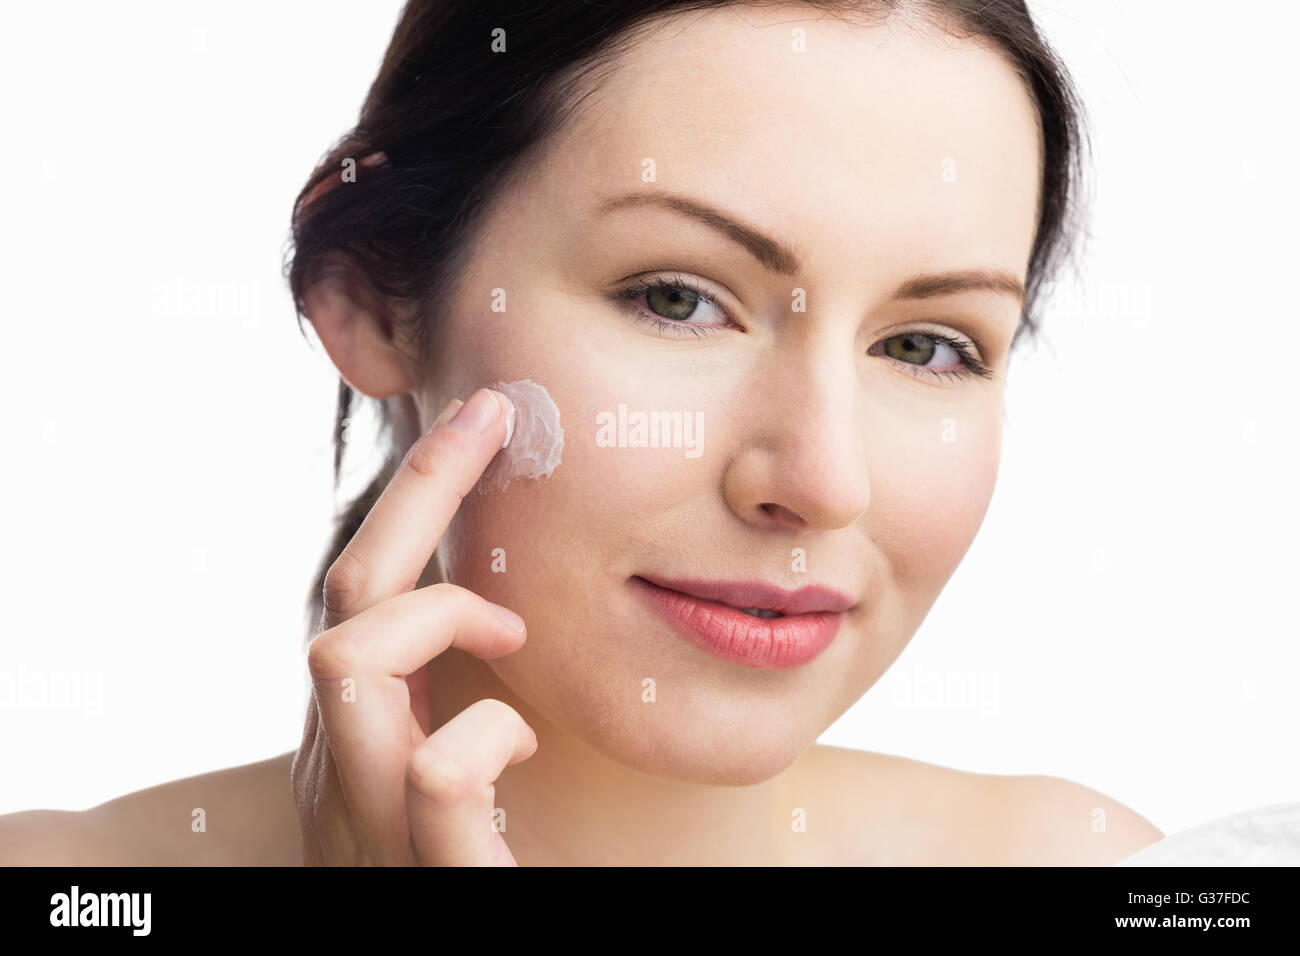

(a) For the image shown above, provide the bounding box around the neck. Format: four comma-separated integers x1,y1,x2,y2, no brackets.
420,647,796,866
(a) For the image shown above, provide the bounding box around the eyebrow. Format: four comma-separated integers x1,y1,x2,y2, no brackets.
596,190,1026,304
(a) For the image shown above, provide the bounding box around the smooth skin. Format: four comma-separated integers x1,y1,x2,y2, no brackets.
0,4,1164,865
0,386,1162,866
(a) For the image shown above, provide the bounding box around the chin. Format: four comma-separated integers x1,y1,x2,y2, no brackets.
630,720,817,787
492,645,823,785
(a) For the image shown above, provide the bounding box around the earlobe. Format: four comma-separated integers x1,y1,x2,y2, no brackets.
302,274,416,400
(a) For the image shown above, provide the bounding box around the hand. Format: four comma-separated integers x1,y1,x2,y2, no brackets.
291,387,536,865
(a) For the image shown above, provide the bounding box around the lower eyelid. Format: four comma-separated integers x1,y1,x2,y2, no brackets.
894,361,969,383
615,286,731,330
623,306,716,338
868,336,980,384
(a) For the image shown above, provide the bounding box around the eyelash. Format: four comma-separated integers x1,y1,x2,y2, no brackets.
612,275,731,339
611,274,995,382
869,329,996,382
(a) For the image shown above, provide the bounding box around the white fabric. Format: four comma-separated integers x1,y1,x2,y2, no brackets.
1113,802,1300,866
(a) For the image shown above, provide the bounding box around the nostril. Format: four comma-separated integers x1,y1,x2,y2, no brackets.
760,502,804,524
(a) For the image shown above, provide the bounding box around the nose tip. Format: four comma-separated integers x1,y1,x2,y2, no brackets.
723,348,871,533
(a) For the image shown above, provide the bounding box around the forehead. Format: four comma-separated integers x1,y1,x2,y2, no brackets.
530,5,1042,285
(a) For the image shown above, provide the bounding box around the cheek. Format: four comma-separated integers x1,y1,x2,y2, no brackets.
440,367,707,581
431,324,737,716
869,404,1002,605
432,309,699,630
432,385,695,760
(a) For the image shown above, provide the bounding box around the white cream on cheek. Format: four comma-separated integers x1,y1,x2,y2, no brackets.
474,379,564,494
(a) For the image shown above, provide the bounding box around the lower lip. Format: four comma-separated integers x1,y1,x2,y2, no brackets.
630,577,843,669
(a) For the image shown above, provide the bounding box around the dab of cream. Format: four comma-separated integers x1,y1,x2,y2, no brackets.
475,379,564,493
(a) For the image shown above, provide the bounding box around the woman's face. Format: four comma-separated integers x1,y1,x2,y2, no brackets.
419,5,1041,784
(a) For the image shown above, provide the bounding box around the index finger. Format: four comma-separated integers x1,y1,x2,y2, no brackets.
320,386,516,631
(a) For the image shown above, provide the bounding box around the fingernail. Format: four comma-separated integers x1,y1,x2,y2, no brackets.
500,394,516,449
488,601,525,632
447,387,501,435
431,398,463,431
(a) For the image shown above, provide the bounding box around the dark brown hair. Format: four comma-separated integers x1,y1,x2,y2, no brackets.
283,0,1091,640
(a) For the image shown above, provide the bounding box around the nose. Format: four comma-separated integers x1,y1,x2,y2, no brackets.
721,346,870,533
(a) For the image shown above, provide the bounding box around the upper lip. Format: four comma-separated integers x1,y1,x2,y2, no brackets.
634,574,855,616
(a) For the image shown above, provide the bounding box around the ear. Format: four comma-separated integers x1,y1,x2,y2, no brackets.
302,273,417,399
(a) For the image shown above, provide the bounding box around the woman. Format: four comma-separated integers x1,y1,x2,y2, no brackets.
1,0,1164,865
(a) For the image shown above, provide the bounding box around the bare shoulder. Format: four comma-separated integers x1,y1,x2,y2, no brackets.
0,808,119,866
988,770,1164,866
0,752,301,866
788,744,1164,866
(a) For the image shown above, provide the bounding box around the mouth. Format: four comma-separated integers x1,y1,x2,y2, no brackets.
633,574,856,616
630,574,853,669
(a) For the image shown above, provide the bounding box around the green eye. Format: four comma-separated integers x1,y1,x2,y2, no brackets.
613,274,731,336
870,329,996,382
883,332,937,365
646,284,700,321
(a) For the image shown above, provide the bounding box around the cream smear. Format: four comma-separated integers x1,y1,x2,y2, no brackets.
475,379,564,493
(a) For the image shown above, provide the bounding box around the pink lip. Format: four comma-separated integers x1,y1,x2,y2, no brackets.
630,575,852,669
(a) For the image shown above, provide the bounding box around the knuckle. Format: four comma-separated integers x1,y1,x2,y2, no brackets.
466,698,535,747
472,696,521,726
406,747,480,807
322,547,368,620
426,580,471,605
306,628,355,681
425,581,486,621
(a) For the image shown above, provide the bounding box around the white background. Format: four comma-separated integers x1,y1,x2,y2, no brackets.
1,1,1296,837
